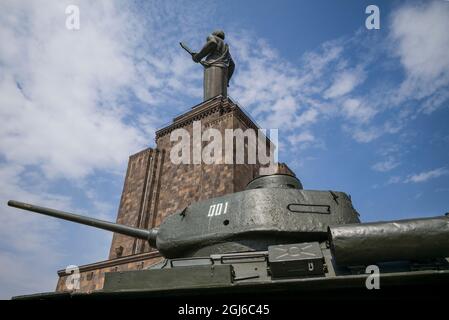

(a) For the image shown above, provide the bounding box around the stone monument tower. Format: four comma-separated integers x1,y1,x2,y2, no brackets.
55,31,295,292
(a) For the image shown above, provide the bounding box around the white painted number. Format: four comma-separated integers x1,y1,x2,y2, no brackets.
207,201,229,217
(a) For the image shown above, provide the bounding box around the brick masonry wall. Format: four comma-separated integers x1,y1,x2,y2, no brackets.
108,148,160,258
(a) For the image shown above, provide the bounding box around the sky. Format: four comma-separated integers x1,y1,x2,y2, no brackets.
0,0,448,299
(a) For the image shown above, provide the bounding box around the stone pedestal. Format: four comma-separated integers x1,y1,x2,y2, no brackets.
204,66,228,100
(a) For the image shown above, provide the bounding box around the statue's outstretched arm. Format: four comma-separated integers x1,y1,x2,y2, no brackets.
193,40,217,63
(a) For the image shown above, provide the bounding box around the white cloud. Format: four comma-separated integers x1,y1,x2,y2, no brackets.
350,128,381,143
404,167,449,183
391,1,449,105
386,167,449,185
342,98,376,123
0,1,147,179
228,35,358,161
231,1,449,148
343,118,404,144
419,89,449,114
388,176,402,184
296,109,319,127
288,131,315,144
371,157,400,172
262,95,298,128
287,130,326,151
323,1,449,144
302,41,343,79
230,36,346,132
0,163,68,298
324,68,365,99
0,1,214,181
0,0,214,298
230,35,303,122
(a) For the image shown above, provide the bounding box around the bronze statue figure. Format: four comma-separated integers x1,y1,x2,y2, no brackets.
181,30,235,101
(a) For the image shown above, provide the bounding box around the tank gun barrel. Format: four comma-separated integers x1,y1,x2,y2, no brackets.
7,200,158,248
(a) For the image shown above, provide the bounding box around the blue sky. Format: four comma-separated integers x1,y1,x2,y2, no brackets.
0,0,448,298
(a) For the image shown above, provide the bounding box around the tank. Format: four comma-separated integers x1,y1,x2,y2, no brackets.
6,174,449,300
